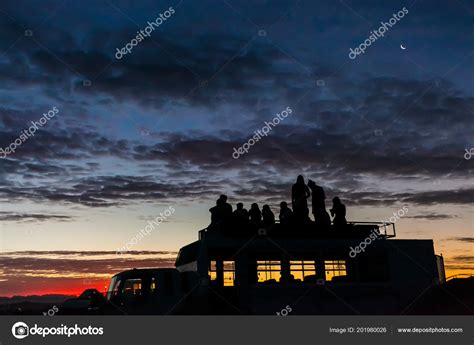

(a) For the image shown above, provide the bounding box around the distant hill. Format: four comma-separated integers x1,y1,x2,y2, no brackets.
0,294,77,314
0,294,76,305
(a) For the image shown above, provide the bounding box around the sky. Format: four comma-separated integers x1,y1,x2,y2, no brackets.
0,0,472,297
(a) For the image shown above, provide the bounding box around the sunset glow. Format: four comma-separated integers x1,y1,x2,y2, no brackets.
0,0,472,300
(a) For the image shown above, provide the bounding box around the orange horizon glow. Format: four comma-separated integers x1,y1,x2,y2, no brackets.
2,268,472,299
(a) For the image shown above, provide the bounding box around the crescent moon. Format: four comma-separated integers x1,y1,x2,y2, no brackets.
400,44,406,50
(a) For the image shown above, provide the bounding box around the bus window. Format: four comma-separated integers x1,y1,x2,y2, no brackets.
324,260,347,281
122,278,142,300
290,260,316,281
223,261,235,287
209,261,217,282
257,261,281,283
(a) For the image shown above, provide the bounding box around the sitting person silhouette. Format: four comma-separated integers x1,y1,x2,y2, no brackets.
291,175,310,221
262,205,275,228
279,201,293,225
308,179,331,228
233,202,248,220
209,199,224,226
219,194,233,220
249,203,262,227
330,197,347,226
209,195,233,228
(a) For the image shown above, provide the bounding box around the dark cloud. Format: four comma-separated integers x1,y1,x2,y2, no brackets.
397,189,474,206
404,213,456,220
450,256,474,263
0,212,73,222
448,237,474,243
0,6,471,212
0,175,226,207
0,250,177,277
443,265,474,272
3,250,177,256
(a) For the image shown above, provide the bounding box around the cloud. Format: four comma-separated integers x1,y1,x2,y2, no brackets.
0,251,177,283
450,256,474,263
0,212,73,223
0,16,471,212
448,237,474,243
404,213,456,220
0,250,178,297
396,189,474,206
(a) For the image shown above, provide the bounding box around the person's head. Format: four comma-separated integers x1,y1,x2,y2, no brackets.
333,197,341,205
219,194,228,202
280,201,288,209
262,204,270,212
308,179,315,188
236,202,243,210
296,175,304,184
251,203,259,210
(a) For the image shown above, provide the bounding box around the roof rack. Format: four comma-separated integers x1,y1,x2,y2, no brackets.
349,221,396,238
198,221,396,240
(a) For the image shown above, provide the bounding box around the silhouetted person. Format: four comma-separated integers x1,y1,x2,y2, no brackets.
219,195,233,220
209,195,233,227
209,199,224,225
249,203,262,227
262,205,275,228
279,201,293,225
233,202,248,220
330,197,347,226
291,175,310,221
308,179,331,227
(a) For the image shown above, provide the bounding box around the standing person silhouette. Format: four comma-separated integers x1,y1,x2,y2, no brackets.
330,197,347,226
308,179,331,227
291,175,310,221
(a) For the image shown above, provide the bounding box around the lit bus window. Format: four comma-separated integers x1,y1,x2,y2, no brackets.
290,260,316,281
324,260,347,281
122,278,142,298
208,261,235,286
209,261,217,281
223,261,235,287
257,260,281,283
